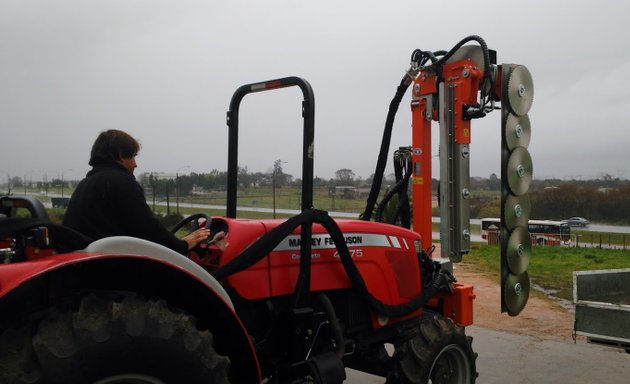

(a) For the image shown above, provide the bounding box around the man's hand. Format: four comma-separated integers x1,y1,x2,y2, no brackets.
183,227,211,250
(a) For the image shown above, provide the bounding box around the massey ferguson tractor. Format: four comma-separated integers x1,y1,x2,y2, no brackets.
0,36,534,383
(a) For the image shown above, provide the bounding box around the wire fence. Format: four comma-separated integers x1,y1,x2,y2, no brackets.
571,233,629,250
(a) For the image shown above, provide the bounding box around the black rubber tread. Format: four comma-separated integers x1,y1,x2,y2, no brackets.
387,315,478,384
0,292,230,384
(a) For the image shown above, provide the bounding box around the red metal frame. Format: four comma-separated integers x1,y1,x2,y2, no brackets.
411,59,485,248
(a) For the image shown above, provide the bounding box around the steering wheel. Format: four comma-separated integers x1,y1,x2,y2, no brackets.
170,213,212,235
170,213,214,252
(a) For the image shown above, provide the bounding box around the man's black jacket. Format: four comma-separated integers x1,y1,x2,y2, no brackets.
63,162,188,255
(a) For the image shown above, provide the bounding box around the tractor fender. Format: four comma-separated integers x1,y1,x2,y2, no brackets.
84,236,234,308
0,236,260,382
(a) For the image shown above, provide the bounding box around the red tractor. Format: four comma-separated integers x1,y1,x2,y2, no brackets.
0,36,533,383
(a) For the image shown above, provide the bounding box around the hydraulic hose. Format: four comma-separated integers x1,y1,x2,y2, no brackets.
434,35,490,71
318,213,443,318
433,35,493,109
211,210,316,281
374,150,412,227
362,36,492,223
317,293,345,359
361,77,411,221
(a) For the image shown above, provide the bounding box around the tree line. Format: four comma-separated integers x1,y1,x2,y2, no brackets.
530,184,630,225
136,169,630,224
136,167,385,197
6,168,627,224
469,176,630,224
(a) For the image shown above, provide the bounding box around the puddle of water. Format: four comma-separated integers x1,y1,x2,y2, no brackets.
531,283,574,311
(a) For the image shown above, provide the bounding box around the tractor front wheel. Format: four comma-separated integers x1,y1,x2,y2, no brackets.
0,292,230,384
388,315,478,384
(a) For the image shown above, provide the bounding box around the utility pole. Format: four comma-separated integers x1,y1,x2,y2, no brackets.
175,166,190,216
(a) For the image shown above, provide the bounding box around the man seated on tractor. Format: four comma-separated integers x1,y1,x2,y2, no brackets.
63,129,224,255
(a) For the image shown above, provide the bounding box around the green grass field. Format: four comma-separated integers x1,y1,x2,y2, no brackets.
463,244,630,302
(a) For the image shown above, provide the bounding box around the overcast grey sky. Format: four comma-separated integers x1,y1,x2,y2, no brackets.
2,0,629,183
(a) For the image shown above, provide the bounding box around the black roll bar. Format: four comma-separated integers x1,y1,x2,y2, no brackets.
226,76,315,218
225,77,316,306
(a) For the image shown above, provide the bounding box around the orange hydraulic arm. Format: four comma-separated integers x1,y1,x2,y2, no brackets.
411,48,487,261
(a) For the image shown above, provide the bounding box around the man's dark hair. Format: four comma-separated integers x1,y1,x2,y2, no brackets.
89,129,141,166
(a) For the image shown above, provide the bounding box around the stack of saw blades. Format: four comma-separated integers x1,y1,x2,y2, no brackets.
500,64,534,316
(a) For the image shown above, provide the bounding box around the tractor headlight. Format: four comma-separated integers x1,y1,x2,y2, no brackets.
414,239,422,254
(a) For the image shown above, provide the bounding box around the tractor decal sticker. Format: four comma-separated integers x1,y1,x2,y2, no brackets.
274,233,390,251
388,236,402,249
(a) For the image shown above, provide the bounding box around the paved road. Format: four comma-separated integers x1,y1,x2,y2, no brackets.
346,326,630,383
30,193,630,234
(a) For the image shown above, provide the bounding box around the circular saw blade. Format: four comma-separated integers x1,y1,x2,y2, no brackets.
507,226,532,275
504,193,530,231
505,114,531,150
507,147,533,196
503,271,530,316
507,65,534,116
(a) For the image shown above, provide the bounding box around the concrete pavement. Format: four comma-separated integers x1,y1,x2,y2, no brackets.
346,326,630,383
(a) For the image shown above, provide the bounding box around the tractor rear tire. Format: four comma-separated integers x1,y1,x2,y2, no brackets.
388,315,478,384
0,292,230,384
